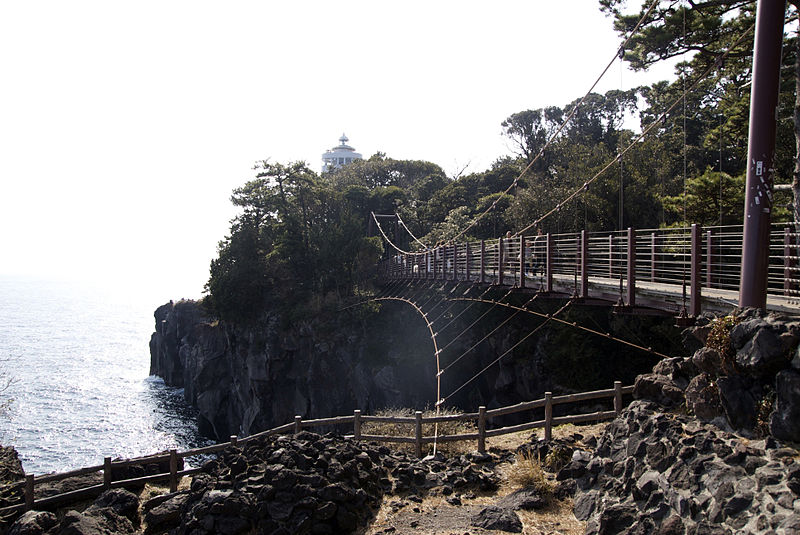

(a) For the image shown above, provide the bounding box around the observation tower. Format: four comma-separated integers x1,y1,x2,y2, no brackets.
321,133,362,173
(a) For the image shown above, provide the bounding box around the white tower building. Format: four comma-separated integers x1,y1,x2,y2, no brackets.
321,133,363,173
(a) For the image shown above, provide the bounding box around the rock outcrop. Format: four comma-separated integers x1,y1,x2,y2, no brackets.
636,308,800,441
7,431,507,535
562,400,800,534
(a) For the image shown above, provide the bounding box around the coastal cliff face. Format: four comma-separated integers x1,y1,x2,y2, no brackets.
149,296,676,442
150,300,433,440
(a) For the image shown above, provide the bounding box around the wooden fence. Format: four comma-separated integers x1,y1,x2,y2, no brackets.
0,381,632,518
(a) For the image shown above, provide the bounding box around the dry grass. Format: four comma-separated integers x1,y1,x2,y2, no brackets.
507,450,554,495
361,407,476,456
363,420,612,535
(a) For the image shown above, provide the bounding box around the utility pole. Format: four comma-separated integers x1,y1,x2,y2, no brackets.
739,0,786,309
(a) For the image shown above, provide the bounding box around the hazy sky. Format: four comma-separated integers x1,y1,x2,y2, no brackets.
1,1,678,301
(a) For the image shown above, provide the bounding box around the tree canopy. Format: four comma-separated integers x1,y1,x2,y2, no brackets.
204,1,797,322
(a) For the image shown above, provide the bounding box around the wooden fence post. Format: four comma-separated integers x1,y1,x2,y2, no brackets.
544,392,553,441
294,416,302,435
477,406,487,454
353,410,361,441
25,474,34,510
104,457,112,489
169,450,178,493
414,411,423,458
614,381,623,415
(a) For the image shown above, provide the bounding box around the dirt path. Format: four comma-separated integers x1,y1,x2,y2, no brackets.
362,423,608,535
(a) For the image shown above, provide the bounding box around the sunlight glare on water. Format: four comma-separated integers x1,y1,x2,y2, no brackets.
0,276,211,475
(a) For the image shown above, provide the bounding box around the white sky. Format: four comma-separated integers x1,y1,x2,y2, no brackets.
0,1,678,301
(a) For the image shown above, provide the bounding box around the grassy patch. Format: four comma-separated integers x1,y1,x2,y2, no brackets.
361,407,476,456
506,450,554,495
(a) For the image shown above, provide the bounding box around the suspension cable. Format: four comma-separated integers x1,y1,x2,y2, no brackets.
446,0,662,245
438,299,574,406
511,19,755,239
437,289,515,354
439,294,540,376
430,284,496,327
449,297,673,360
372,212,424,256
395,212,431,251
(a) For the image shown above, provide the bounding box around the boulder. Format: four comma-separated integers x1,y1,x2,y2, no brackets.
496,487,546,511
90,488,140,527
692,347,723,376
717,375,760,432
58,507,136,535
770,369,800,442
633,374,684,407
685,373,723,422
8,511,57,535
470,505,522,533
735,327,790,377
143,491,190,534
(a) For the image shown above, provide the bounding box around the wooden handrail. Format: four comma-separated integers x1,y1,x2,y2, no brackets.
0,380,633,516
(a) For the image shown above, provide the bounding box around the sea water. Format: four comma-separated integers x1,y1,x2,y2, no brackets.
0,276,211,475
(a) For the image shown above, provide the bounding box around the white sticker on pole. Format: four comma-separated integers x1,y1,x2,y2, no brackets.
756,161,763,176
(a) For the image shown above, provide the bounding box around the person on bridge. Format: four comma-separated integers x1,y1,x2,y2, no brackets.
533,227,544,277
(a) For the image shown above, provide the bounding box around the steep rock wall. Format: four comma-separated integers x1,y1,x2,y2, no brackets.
149,297,675,441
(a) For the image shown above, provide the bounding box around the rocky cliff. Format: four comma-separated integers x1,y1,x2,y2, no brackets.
149,294,674,442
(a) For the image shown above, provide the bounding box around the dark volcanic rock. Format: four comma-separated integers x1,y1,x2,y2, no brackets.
470,505,522,533
633,373,684,407
685,373,723,422
7,511,57,535
572,400,800,535
59,507,136,535
168,431,502,535
770,369,800,442
496,487,547,511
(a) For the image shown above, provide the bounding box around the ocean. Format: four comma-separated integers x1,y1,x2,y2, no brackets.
0,276,211,475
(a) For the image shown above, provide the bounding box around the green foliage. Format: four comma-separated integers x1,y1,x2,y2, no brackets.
661,168,745,226
204,161,385,322
204,2,799,322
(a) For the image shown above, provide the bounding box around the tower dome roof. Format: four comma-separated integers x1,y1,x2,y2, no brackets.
322,132,362,172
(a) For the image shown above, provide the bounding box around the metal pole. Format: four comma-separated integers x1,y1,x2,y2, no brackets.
740,0,785,309
580,231,589,298
626,227,636,307
691,224,702,317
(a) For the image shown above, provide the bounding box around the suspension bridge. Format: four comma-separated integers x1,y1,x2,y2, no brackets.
377,222,800,319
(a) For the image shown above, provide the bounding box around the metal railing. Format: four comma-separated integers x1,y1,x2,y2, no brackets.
382,222,800,314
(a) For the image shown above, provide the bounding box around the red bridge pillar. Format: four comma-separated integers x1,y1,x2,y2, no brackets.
739,0,784,309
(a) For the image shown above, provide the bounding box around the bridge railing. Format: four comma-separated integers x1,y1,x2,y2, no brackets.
0,381,633,518
383,222,800,312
